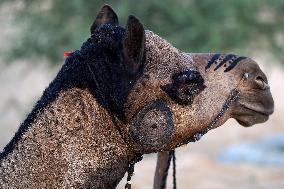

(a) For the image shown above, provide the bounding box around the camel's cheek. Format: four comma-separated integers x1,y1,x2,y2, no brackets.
165,89,231,148
167,103,201,148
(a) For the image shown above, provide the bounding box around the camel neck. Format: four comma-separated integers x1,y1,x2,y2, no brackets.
0,88,131,188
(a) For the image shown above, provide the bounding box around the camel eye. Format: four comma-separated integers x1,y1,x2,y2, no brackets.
244,72,250,80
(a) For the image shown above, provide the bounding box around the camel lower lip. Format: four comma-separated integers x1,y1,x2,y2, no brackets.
236,105,270,127
237,119,252,127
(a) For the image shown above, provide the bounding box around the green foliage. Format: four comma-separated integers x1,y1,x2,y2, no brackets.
1,0,284,64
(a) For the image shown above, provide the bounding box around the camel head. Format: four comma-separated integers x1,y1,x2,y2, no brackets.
89,5,274,153
190,53,274,127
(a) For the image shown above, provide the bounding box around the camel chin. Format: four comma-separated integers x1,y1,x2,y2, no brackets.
234,100,273,127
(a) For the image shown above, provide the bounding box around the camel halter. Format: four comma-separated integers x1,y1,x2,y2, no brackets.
183,71,249,145
178,88,240,146
163,72,250,189
159,88,241,189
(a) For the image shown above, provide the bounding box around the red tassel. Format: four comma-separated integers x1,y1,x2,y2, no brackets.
64,51,73,57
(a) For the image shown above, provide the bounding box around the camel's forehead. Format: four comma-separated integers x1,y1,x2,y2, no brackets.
144,30,195,74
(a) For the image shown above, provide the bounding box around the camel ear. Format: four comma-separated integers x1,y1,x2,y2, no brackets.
90,5,118,34
123,15,145,74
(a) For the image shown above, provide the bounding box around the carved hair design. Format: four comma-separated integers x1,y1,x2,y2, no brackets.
129,99,174,151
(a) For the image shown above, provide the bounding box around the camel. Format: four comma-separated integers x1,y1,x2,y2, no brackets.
0,5,274,189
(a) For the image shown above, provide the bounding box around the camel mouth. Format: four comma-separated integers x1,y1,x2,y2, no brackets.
234,104,271,127
242,106,272,117
240,103,274,116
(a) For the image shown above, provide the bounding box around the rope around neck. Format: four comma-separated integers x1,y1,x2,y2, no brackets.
168,87,241,189
171,150,177,189
176,88,240,147
125,155,143,189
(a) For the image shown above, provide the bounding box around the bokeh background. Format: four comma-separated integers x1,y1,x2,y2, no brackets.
0,0,284,188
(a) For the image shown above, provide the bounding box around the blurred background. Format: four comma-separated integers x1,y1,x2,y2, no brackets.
0,0,283,188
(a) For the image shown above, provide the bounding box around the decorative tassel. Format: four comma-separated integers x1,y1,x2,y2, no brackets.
63,51,73,57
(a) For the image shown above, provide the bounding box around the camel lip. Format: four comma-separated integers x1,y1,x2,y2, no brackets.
236,119,253,127
240,104,272,117
235,105,270,127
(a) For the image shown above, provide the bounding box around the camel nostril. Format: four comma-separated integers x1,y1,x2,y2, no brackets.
255,76,269,90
